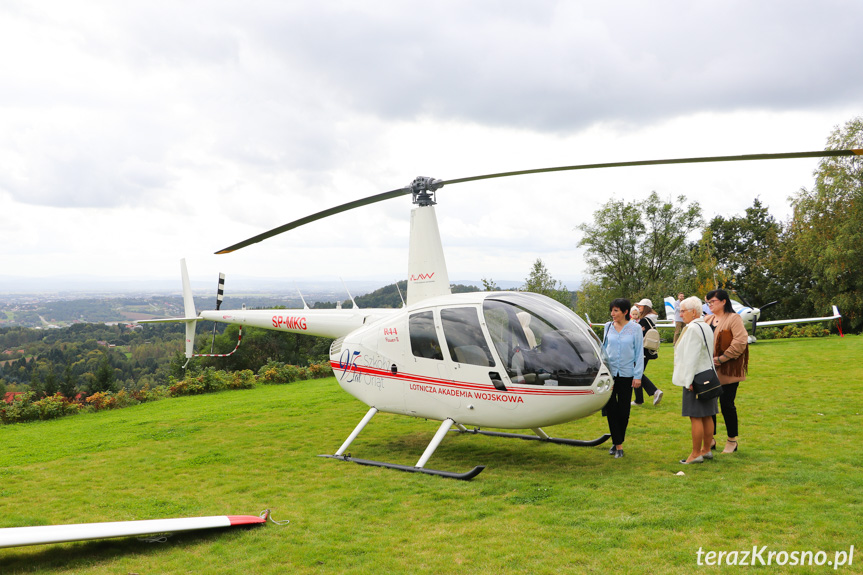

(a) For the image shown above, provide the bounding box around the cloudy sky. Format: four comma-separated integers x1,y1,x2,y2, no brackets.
1,1,861,291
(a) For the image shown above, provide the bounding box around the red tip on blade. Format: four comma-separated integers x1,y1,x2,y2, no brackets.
227,515,266,526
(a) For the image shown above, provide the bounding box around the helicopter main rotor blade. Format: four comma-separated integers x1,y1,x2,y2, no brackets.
216,148,861,254
216,186,411,254
438,149,862,187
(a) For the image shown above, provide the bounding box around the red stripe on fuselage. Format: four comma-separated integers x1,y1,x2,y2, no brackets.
329,361,595,396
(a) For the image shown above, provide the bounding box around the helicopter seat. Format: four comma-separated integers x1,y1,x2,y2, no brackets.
510,349,536,384
453,345,492,366
517,312,537,349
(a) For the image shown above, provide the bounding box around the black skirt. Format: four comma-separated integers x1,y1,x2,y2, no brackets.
681,386,718,417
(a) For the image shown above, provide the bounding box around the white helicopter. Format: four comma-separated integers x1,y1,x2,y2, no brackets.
661,296,841,343
148,148,860,480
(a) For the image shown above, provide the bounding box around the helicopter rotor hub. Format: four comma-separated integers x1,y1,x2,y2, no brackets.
410,176,443,206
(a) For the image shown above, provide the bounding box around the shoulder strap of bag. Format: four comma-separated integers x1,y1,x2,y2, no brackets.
696,323,719,376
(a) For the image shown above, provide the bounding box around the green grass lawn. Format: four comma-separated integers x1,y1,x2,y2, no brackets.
1,336,861,574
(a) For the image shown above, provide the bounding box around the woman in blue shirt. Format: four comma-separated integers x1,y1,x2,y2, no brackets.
601,298,644,458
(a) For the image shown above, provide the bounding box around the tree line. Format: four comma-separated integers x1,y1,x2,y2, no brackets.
0,318,334,400
574,117,862,333
0,282,479,399
1,323,185,397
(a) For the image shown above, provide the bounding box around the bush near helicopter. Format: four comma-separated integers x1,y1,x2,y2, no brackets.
146,149,861,479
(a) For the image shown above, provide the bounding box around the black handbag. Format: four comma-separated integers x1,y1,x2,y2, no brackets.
692,325,723,402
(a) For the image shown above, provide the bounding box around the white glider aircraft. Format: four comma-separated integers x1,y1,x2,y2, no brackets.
662,297,841,343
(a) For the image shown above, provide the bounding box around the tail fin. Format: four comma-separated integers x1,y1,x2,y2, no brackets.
664,297,675,320
180,259,199,363
135,259,201,367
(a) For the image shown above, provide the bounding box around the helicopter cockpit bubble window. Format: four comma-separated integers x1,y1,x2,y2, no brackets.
482,293,603,386
409,311,444,361
440,307,495,367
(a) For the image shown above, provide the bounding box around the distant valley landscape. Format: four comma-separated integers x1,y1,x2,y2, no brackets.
0,278,531,328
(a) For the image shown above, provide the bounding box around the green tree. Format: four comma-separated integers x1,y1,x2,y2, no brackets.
574,279,615,326
706,197,782,306
43,369,59,397
577,191,702,302
521,258,572,308
690,228,733,299
785,117,863,331
195,324,331,373
60,365,78,398
768,228,820,323
90,356,117,393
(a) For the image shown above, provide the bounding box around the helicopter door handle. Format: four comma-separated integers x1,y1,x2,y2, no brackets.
488,372,507,391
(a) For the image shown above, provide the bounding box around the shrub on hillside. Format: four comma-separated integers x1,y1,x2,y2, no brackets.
85,390,140,412
255,361,332,384
229,369,256,389
307,362,333,378
3,362,332,424
257,361,305,384
168,367,255,396
36,393,82,420
131,384,170,403
0,392,39,424
255,361,327,383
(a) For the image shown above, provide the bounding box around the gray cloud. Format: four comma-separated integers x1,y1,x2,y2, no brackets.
239,1,863,131
1,0,861,212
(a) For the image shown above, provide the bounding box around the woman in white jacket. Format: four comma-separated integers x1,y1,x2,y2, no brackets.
672,296,719,464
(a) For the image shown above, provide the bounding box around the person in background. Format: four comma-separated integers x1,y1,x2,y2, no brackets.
672,292,685,344
632,299,664,407
672,296,718,464
600,298,644,459
630,305,640,321
703,288,748,454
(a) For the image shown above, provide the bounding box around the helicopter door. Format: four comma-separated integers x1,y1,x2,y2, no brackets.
406,310,459,413
439,306,516,408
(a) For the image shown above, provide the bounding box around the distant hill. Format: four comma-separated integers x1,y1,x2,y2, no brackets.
450,279,523,290
313,281,482,309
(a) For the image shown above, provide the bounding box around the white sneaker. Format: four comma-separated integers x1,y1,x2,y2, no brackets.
653,389,664,406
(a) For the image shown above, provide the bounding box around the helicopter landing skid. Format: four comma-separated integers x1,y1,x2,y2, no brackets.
318,454,485,480
454,426,612,447
319,408,485,480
